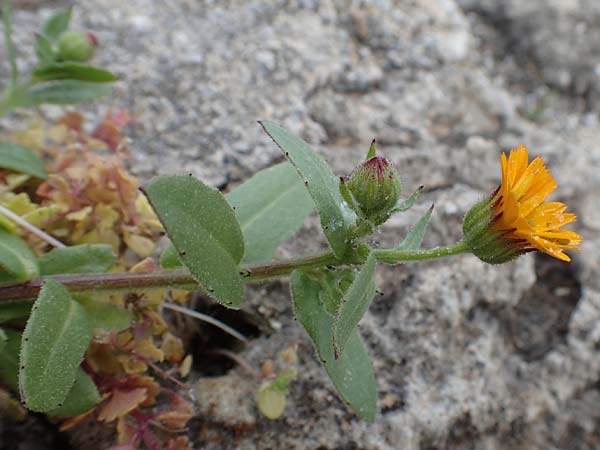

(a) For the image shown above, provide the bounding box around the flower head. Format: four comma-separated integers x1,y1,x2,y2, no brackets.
463,145,581,263
344,140,401,226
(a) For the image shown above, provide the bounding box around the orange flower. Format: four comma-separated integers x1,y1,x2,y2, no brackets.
464,145,581,263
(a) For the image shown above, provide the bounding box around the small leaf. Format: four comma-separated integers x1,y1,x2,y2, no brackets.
97,388,147,422
76,296,132,332
393,185,424,213
33,62,117,83
260,121,357,258
226,162,314,263
314,269,355,316
47,368,100,417
291,270,377,420
333,252,377,358
144,175,245,308
15,80,112,107
0,328,22,390
397,205,434,250
257,382,287,420
0,300,33,323
0,141,48,179
42,7,72,41
34,33,55,65
39,244,116,275
20,279,94,412
160,243,183,270
0,228,39,284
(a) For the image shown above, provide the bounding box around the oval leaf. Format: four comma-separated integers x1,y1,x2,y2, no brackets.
227,162,314,263
20,279,93,412
39,244,116,275
0,141,47,179
33,62,117,83
144,175,245,308
16,80,112,106
260,122,357,258
291,270,377,420
333,252,377,358
0,228,39,284
47,368,100,417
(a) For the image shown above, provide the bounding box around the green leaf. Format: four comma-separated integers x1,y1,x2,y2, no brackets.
0,328,21,390
393,185,424,213
33,62,117,83
34,33,55,65
42,7,72,41
20,279,93,412
160,243,183,270
0,141,48,179
76,296,132,332
0,269,18,285
260,121,357,258
39,244,116,276
0,327,6,352
397,205,433,250
333,252,377,358
314,268,355,316
15,80,112,107
0,228,39,284
226,162,314,263
47,368,100,417
0,300,33,323
291,270,377,420
144,175,245,308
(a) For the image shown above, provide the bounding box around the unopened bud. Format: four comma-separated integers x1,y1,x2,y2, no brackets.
346,147,401,225
57,30,96,62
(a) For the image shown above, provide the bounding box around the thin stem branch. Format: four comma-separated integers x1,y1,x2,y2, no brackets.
161,302,248,344
0,244,470,302
0,204,66,248
374,241,469,264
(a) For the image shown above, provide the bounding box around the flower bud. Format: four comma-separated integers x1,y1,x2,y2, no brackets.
57,31,97,62
346,150,401,226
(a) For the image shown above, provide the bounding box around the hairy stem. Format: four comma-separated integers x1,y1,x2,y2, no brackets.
373,241,469,264
0,243,469,302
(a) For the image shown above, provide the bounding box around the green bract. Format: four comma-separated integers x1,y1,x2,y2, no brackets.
347,155,401,226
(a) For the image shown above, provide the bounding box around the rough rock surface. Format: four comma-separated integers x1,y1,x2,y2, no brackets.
1,0,599,449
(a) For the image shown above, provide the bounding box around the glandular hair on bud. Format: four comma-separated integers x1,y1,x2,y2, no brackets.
347,155,401,226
